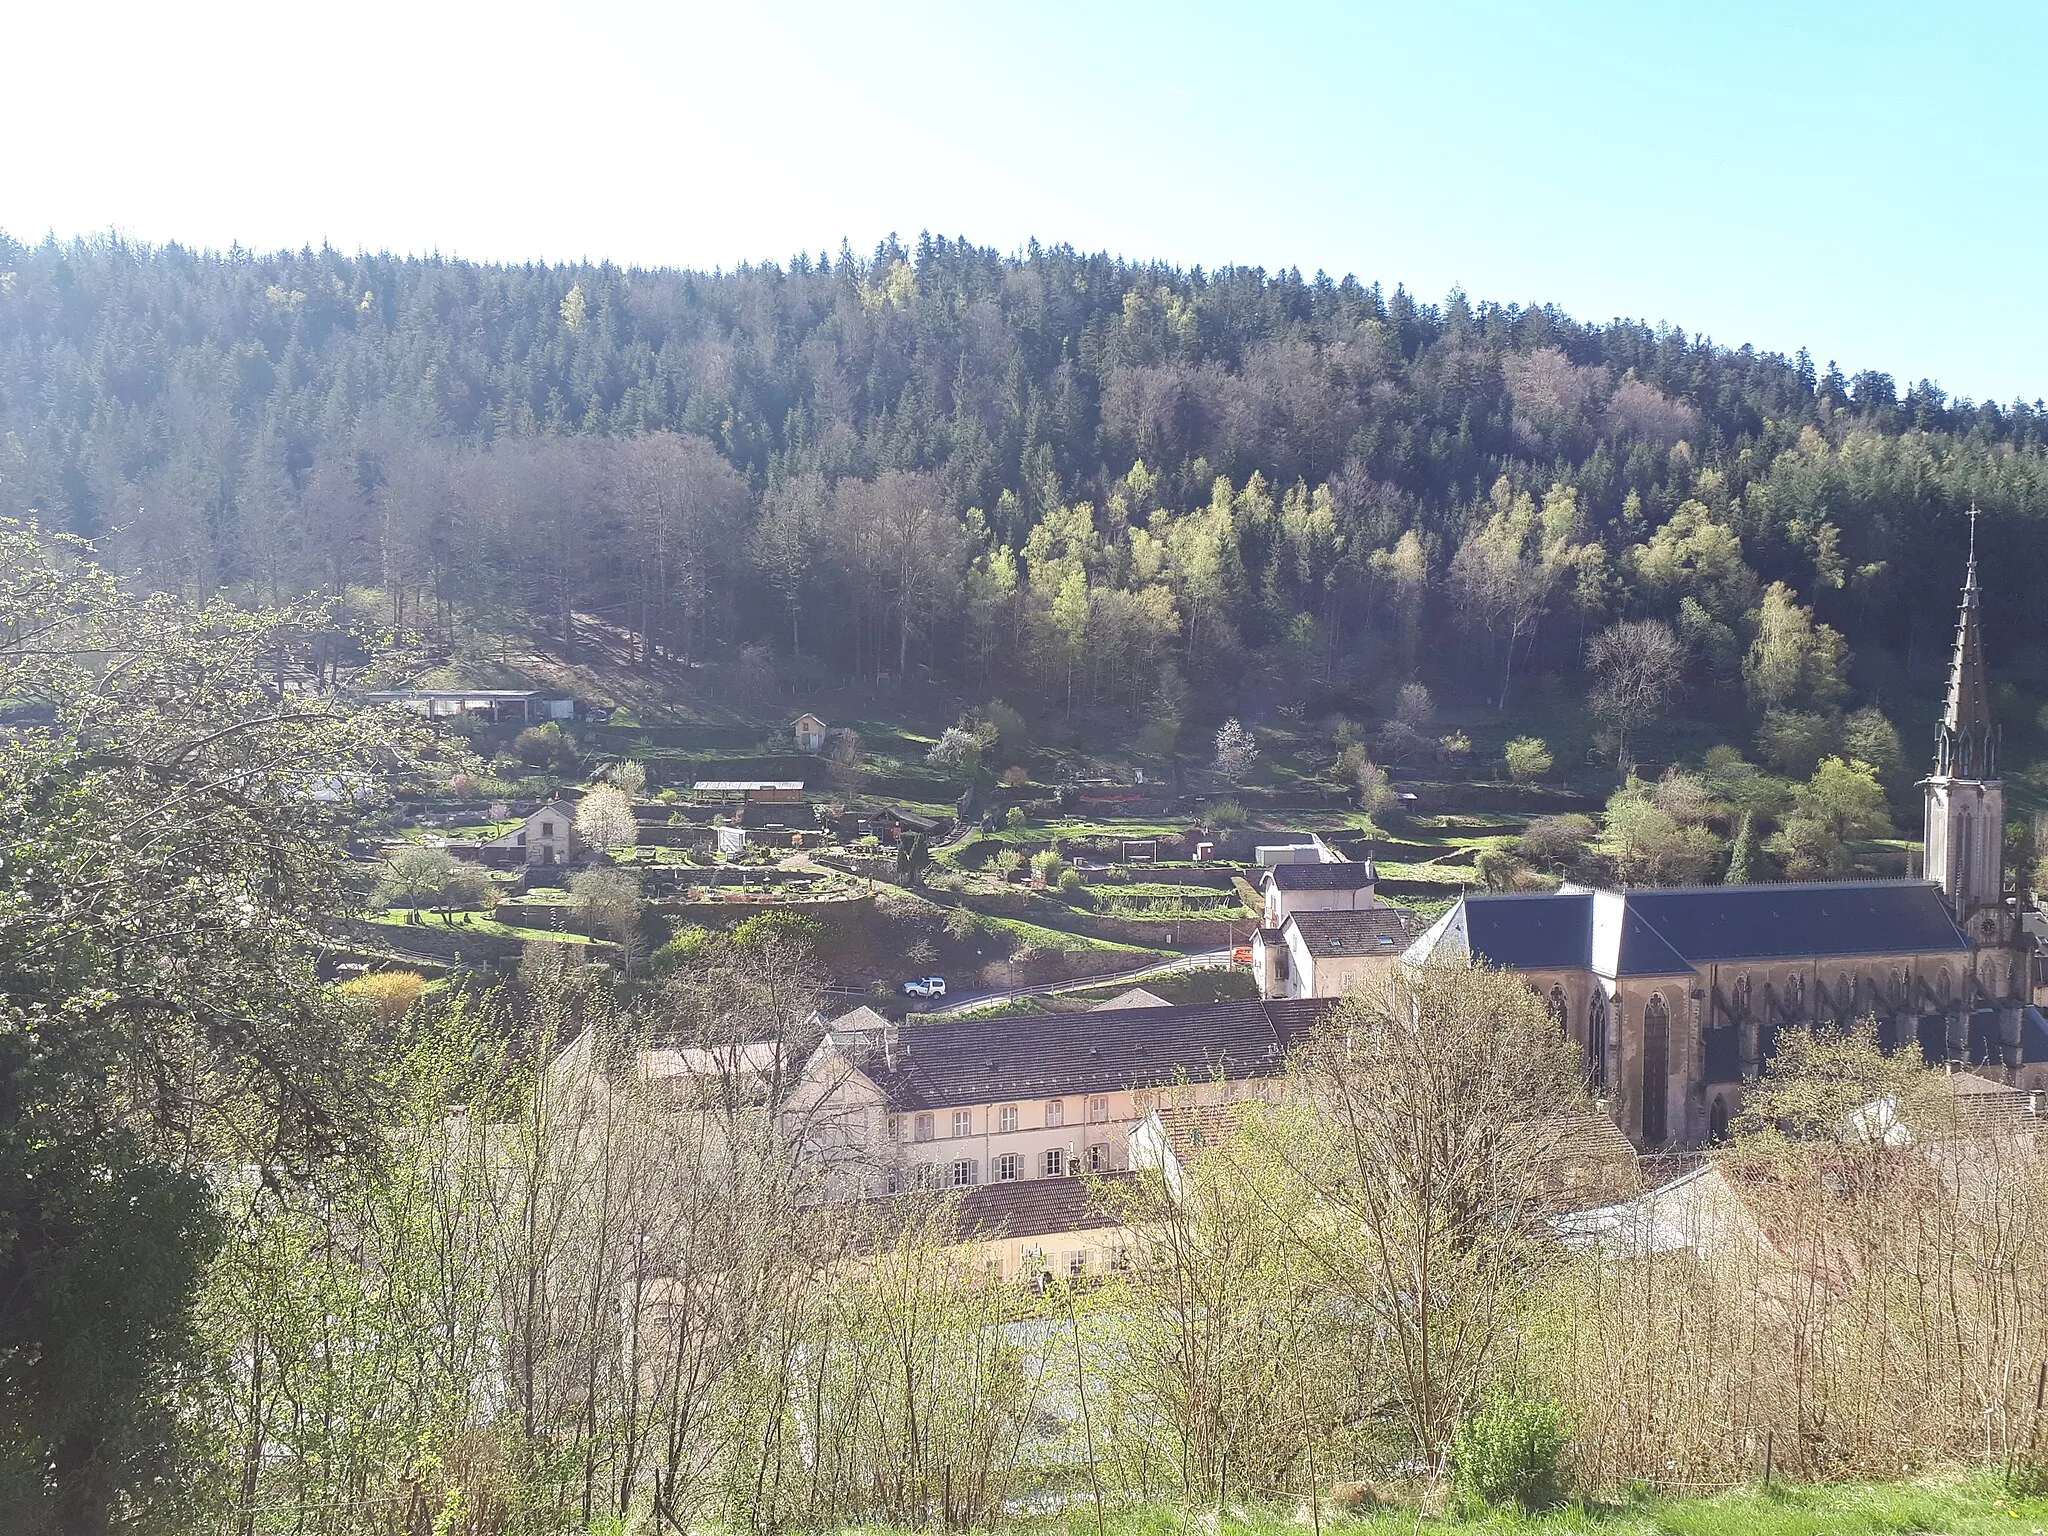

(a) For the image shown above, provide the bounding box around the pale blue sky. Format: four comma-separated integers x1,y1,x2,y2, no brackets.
7,2,2042,401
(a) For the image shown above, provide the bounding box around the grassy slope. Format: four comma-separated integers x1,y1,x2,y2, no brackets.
1045,1474,2040,1536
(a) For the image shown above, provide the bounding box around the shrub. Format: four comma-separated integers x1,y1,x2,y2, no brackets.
994,849,1025,879
653,924,714,974
337,970,426,1025
1056,867,1083,895
1004,805,1026,830
512,722,578,774
1029,850,1064,884
1451,1393,1570,1512
1503,735,1553,782
1002,765,1030,788
1203,798,1247,829
943,904,981,942
731,909,823,955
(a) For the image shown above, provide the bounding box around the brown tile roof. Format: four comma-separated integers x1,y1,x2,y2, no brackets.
857,998,1335,1111
1287,908,1418,956
954,1173,1130,1240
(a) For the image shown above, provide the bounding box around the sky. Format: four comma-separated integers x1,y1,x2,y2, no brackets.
6,1,2044,403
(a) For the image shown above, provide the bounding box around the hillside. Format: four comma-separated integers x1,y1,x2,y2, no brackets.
5,231,2048,881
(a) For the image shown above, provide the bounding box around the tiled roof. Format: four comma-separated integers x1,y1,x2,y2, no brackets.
955,1173,1130,1240
1618,883,1968,971
858,998,1334,1111
1288,908,1417,956
1268,861,1377,891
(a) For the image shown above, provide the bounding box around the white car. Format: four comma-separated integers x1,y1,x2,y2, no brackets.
902,976,947,999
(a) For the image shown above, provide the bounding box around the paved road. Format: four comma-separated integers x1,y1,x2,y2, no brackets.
920,947,1236,1017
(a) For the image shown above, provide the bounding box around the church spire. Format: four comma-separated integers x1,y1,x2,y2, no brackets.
1935,506,1997,780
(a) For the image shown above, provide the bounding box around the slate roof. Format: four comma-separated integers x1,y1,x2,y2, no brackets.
1268,861,1378,891
853,998,1333,1111
1418,892,1595,970
1616,883,1968,972
1090,987,1171,1011
1288,908,1417,956
1413,882,1967,979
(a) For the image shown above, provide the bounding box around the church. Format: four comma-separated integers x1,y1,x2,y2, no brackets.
1405,537,2048,1147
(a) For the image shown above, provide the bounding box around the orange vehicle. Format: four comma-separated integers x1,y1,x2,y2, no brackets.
1230,945,1252,966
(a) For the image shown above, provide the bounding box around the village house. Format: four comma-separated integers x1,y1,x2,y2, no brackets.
486,796,579,866
778,997,1332,1199
1251,856,1417,1000
792,714,830,753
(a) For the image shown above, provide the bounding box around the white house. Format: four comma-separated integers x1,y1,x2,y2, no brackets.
779,997,1332,1200
793,714,830,753
1251,857,1414,999
486,797,579,866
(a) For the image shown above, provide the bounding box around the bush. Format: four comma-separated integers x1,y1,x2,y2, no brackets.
994,849,1025,879
943,904,981,942
653,924,714,974
1503,735,1553,782
1004,805,1026,830
1002,765,1030,788
730,909,823,955
1029,849,1064,884
1203,797,1247,829
337,970,426,1025
1451,1393,1571,1512
512,721,579,774
1056,867,1083,895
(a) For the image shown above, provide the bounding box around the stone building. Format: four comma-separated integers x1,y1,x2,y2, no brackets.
1406,541,2048,1147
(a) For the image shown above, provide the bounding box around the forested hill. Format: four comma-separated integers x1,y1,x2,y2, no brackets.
3,228,2047,747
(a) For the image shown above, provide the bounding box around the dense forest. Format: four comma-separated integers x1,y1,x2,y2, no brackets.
3,229,2047,750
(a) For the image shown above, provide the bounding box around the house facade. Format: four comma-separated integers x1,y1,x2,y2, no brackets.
781,998,1332,1199
486,797,579,866
1252,857,1417,999
793,714,830,753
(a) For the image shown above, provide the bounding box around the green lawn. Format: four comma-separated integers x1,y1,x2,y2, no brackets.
1047,1474,2042,1536
368,909,599,945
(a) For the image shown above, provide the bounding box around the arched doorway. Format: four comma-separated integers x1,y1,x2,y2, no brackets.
1709,1095,1730,1143
1642,993,1670,1144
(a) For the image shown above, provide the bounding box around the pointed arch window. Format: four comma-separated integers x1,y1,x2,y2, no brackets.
1587,989,1610,1093
1642,994,1671,1145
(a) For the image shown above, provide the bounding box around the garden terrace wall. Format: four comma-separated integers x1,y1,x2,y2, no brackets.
957,891,1242,950
1402,780,1601,813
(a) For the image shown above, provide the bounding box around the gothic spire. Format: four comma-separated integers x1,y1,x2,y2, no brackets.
1935,507,1997,779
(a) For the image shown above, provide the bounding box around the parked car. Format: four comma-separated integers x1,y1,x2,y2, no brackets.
902,976,947,998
